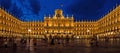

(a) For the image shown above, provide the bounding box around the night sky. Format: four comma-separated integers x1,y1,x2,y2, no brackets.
0,0,120,21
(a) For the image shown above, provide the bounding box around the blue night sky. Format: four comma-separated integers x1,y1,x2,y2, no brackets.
0,0,120,21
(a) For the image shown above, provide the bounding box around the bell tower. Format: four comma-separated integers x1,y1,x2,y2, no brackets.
54,9,64,18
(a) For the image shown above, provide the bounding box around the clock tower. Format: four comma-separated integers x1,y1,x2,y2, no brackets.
54,9,64,19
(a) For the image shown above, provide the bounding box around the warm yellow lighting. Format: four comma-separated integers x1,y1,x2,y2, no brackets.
28,29,31,32
0,5,120,39
87,30,90,32
76,36,79,39
111,32,114,34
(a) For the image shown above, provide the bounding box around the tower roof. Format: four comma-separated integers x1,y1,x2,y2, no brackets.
55,9,63,15
54,9,63,18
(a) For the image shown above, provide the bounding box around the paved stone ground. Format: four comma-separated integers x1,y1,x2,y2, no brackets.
0,38,120,53
0,46,120,53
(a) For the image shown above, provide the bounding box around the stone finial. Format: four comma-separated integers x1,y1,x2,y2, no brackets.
66,14,68,18
49,14,51,18
72,14,74,19
44,14,46,17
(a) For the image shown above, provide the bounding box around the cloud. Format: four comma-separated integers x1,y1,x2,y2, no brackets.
0,0,12,9
66,0,106,15
0,0,119,21
0,0,23,19
29,0,41,15
9,3,23,19
64,0,107,20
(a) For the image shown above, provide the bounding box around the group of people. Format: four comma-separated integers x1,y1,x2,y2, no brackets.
90,37,99,47
89,36,110,47
0,36,111,48
0,38,36,48
42,35,72,46
0,38,17,48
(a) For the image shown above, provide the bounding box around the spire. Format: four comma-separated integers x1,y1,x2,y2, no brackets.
81,20,83,22
113,4,116,10
44,15,47,19
107,7,111,14
44,14,46,17
49,14,51,18
79,20,80,22
66,14,68,18
2,6,5,12
86,19,88,22
71,14,74,19
89,20,91,22
72,14,73,17
85,20,86,22
55,9,64,18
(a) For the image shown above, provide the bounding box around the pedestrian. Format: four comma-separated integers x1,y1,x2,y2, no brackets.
4,41,8,48
95,40,99,47
50,38,55,45
65,35,70,46
33,39,37,46
90,38,94,47
13,42,17,49
12,42,17,53
58,37,61,44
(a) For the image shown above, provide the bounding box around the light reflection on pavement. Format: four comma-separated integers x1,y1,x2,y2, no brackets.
0,38,120,53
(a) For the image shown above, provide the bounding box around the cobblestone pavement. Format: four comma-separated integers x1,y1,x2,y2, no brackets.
0,38,120,53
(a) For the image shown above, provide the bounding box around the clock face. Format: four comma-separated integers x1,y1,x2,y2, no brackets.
56,14,61,17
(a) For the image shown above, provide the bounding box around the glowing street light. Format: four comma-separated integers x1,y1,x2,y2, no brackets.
28,29,32,38
111,32,114,34
87,29,90,32
28,29,31,32
76,36,79,39
27,29,32,52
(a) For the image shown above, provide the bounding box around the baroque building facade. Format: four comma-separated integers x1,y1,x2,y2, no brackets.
0,5,120,39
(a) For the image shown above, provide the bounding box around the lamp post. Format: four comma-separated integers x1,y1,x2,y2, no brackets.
28,29,31,47
87,29,90,39
28,29,31,39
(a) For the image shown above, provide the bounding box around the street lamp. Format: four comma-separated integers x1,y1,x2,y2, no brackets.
87,29,90,39
28,29,31,32
27,29,32,52
87,29,90,33
28,29,31,38
28,29,31,46
76,36,79,39
28,29,31,41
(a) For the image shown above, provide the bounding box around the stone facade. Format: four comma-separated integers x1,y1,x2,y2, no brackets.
0,5,120,39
